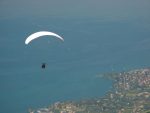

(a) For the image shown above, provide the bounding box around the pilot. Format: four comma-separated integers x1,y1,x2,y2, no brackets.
41,63,46,69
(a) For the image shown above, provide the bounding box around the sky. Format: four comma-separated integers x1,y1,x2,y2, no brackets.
0,0,150,20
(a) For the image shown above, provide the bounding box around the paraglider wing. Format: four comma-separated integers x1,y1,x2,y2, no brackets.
25,31,64,45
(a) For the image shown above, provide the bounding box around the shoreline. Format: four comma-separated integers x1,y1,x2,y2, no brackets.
29,68,150,113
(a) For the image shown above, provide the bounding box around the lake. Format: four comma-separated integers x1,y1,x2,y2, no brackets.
0,18,150,113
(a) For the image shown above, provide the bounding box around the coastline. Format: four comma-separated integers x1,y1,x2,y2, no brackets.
29,68,150,113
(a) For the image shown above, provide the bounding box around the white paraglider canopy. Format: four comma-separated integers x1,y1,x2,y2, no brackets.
25,31,64,45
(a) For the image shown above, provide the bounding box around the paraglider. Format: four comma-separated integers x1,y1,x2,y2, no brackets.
25,31,64,69
25,31,64,45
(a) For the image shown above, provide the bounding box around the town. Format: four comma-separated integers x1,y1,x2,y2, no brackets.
29,68,150,113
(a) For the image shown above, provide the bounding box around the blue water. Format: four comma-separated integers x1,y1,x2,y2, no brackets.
0,18,150,113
